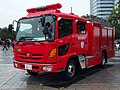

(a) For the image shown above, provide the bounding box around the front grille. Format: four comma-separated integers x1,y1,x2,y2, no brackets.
31,54,43,60
19,53,29,59
20,57,29,59
31,58,42,60
18,53,43,60
32,54,42,56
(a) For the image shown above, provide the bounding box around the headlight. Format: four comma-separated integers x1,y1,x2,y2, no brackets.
42,66,53,71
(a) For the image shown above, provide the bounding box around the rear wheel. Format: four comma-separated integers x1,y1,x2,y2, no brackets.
63,60,76,80
27,70,38,75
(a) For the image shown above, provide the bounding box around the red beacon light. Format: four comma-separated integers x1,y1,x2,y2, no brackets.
27,3,62,13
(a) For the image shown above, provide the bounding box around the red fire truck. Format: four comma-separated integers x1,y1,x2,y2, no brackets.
9,3,115,80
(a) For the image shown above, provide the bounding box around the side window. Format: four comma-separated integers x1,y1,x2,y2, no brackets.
58,18,73,38
76,21,86,34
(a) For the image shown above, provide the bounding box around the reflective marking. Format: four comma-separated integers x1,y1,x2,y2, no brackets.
81,42,84,48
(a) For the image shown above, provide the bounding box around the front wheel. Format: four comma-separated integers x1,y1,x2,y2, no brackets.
63,60,76,80
27,70,38,75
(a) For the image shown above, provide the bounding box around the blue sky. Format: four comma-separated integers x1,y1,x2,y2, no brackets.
0,0,90,28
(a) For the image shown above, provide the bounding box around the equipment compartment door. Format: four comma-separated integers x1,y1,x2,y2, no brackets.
93,26,101,65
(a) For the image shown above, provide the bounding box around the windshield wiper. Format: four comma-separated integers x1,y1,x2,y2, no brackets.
19,36,34,41
16,36,35,43
16,36,30,44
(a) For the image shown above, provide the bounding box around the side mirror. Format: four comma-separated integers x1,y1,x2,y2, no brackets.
8,24,13,33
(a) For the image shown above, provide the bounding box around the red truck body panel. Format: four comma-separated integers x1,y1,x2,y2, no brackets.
86,22,115,67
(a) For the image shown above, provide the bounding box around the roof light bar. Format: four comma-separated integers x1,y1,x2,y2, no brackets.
27,3,62,13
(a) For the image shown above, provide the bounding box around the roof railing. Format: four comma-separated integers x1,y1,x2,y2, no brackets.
82,15,111,27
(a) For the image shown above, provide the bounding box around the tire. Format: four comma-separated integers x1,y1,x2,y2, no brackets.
63,60,76,80
27,70,38,75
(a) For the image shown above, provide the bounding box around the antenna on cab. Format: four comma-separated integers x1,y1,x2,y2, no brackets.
71,7,72,13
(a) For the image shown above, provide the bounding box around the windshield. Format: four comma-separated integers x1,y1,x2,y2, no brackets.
16,15,56,42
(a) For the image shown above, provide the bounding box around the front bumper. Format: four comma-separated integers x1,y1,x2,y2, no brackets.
14,60,60,72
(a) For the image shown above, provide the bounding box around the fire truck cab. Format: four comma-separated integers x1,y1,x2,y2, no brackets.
10,3,115,80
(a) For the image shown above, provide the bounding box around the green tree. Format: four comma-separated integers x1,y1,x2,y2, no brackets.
0,27,15,40
108,0,120,39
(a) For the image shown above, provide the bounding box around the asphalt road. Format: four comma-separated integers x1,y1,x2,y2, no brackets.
0,46,120,90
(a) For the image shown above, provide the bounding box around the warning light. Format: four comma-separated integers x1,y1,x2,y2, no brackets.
27,3,62,13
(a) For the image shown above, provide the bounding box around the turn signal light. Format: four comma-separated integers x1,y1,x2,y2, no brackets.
48,48,57,58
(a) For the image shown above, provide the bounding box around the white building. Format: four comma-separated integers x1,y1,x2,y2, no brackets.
90,0,114,19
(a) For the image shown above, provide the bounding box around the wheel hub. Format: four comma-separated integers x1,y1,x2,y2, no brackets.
68,64,75,77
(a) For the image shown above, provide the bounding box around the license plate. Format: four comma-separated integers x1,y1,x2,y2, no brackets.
25,64,32,70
